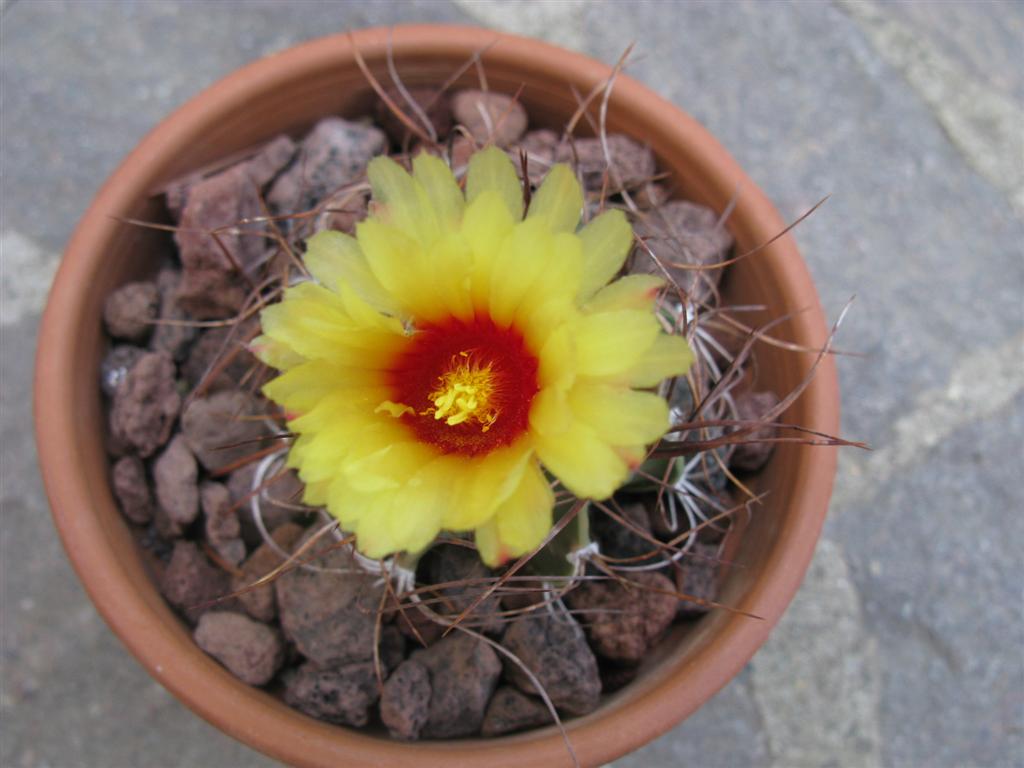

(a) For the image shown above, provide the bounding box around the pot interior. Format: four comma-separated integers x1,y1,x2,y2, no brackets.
46,27,836,767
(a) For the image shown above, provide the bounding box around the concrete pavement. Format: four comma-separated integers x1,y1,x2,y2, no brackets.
2,2,1021,766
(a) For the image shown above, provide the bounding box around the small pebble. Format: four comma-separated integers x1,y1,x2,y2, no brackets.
380,659,431,740
148,268,196,361
111,455,154,525
103,281,159,341
180,389,270,473
555,134,657,192
452,89,528,148
231,522,304,623
510,128,559,185
227,463,304,548
275,530,382,667
153,435,199,536
500,609,601,716
109,351,180,458
284,661,379,727
730,390,780,472
201,481,245,566
394,601,445,649
413,632,501,738
481,686,554,737
418,543,503,634
100,345,146,397
313,189,368,235
565,571,678,663
591,502,656,562
181,320,258,394
175,135,297,318
376,87,452,143
268,117,386,218
380,624,407,675
160,541,230,624
632,200,734,305
674,543,721,618
194,611,284,686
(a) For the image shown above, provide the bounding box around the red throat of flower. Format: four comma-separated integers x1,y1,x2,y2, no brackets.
387,317,540,457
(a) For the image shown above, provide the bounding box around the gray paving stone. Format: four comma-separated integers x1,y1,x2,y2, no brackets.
868,0,1024,105
830,395,1024,767
612,669,770,768
3,1,1022,767
0,0,470,253
585,0,1023,442
750,538,882,767
838,0,1024,211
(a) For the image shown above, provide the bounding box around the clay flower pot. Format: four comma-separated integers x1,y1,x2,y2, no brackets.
35,25,839,768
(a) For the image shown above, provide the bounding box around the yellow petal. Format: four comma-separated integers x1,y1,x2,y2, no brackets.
577,209,633,299
350,475,442,558
426,233,475,322
353,493,400,559
466,146,524,221
319,488,362,540
473,519,502,567
534,420,629,500
527,163,583,233
460,190,517,311
324,473,359,524
367,155,440,246
400,513,444,555
390,460,452,553
568,382,670,445
528,386,572,436
513,292,570,356
461,191,516,255
412,152,464,229
302,230,348,288
344,441,437,494
250,333,307,370
303,231,397,315
357,218,444,322
259,282,406,365
288,396,368,441
263,360,384,415
512,231,583,325
291,401,397,454
294,410,403,486
616,444,647,471
584,274,664,313
475,461,554,566
572,309,660,377
536,322,577,390
337,282,405,335
487,216,553,327
620,332,694,387
442,442,532,530
302,478,330,507
261,317,404,370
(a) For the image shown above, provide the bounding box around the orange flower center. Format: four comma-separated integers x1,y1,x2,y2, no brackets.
387,317,540,457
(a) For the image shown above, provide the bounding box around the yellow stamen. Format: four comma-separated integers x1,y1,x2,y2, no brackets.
428,353,499,431
375,400,416,418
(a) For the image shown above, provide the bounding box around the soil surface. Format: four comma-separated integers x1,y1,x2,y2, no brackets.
93,86,774,740
90,93,770,741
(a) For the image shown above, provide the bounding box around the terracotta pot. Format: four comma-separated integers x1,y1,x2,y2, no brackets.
35,25,839,768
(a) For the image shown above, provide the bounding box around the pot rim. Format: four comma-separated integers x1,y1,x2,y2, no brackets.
34,24,839,768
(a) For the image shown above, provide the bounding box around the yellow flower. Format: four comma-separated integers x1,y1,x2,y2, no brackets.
254,147,692,566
